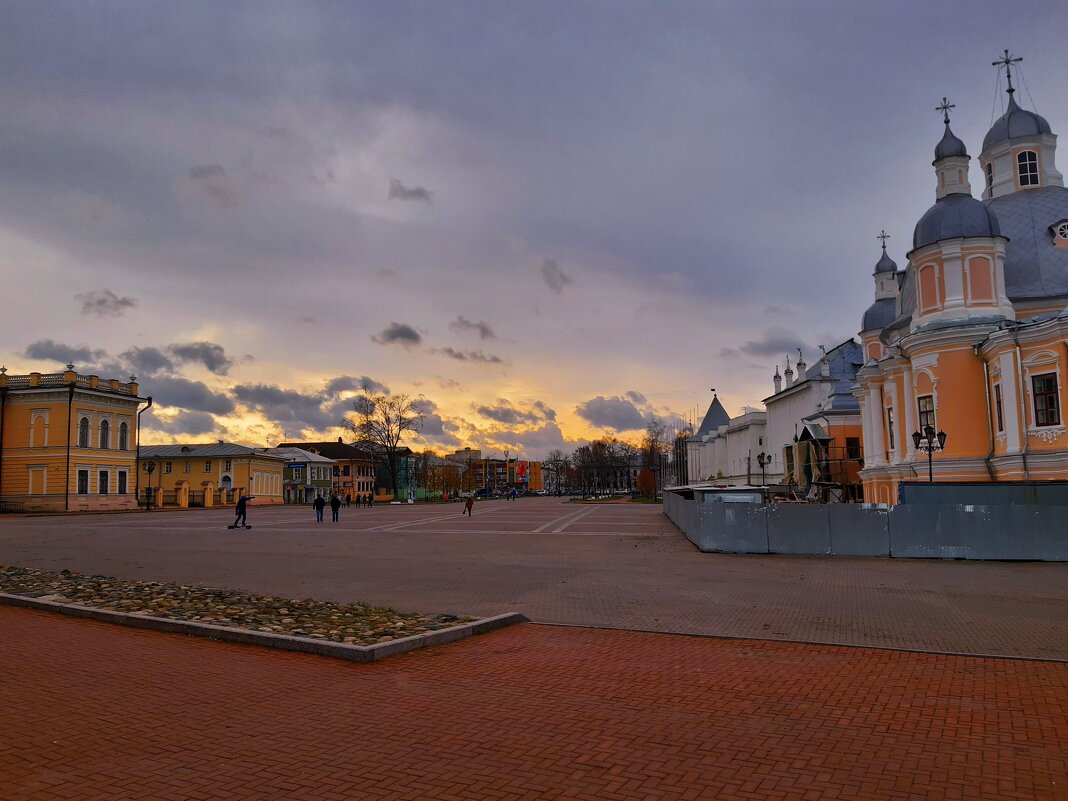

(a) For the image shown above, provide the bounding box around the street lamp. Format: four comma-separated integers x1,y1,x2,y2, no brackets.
911,425,947,483
143,461,156,510
756,451,771,486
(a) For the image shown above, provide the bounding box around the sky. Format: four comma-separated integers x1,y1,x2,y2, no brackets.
2,1,1067,458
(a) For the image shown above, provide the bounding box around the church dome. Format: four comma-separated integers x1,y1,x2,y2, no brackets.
913,194,1001,250
986,186,1068,299
934,124,968,162
983,96,1053,152
862,298,897,332
874,248,898,274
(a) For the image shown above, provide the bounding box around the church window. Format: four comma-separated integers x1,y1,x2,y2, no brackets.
886,408,896,451
1017,150,1039,187
1055,222,1068,241
917,395,936,432
1032,373,1060,427
118,421,128,450
99,419,110,449
846,437,862,460
78,417,90,448
994,384,1004,433
985,162,994,191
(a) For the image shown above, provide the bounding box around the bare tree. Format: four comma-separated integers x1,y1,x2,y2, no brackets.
347,392,424,500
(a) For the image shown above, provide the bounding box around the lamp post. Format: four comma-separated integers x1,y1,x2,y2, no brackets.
911,425,947,483
756,451,771,486
143,461,156,510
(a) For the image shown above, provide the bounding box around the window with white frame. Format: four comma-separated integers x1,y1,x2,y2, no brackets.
98,470,109,494
204,460,212,472
1055,222,1068,241
117,471,128,495
118,421,129,450
1017,150,1039,186
78,417,90,448
183,461,191,474
994,384,1004,433
164,461,172,474
99,419,110,449
985,161,994,192
886,407,896,451
224,459,232,472
77,469,89,494
917,395,936,432
1032,372,1060,427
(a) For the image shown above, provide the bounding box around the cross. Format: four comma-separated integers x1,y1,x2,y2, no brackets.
877,230,890,249
935,97,955,124
993,49,1022,95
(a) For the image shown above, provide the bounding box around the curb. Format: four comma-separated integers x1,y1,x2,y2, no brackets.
0,592,528,663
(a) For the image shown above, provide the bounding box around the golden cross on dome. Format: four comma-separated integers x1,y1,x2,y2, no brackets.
936,97,955,124
993,49,1022,95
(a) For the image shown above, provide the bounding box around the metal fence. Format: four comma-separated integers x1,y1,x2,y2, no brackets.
188,491,205,508
663,491,1067,561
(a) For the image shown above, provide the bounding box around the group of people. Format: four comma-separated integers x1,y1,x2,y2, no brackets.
312,492,374,523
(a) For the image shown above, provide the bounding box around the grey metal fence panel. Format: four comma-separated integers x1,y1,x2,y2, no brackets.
767,505,831,555
701,504,769,553
890,504,1068,560
664,492,701,548
828,505,890,556
899,481,1068,506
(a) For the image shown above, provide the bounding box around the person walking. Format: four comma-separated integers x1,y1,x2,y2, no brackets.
233,493,250,528
463,496,474,517
366,493,373,508
330,493,342,523
355,493,362,509
313,494,326,523
345,493,351,508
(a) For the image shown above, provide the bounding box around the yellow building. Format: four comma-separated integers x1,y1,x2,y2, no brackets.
138,443,287,508
0,366,147,512
857,65,1068,504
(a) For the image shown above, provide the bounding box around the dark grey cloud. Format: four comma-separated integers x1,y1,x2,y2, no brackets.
625,391,647,406
574,395,645,431
232,383,340,431
448,315,497,340
540,259,572,294
187,164,239,207
144,409,217,436
388,178,433,203
739,327,812,359
488,422,574,454
119,346,174,376
168,341,234,375
324,375,390,396
372,322,422,347
24,339,105,366
144,375,234,415
475,399,543,426
75,289,138,317
411,397,451,438
432,347,504,364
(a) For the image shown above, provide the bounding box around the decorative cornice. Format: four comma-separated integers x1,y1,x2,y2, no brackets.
1027,426,1065,443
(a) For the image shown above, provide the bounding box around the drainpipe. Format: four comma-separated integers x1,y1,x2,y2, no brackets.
0,386,6,499
134,396,153,504
65,384,74,512
1011,327,1030,478
975,344,997,481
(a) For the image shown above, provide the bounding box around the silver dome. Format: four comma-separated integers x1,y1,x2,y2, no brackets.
913,194,1001,250
983,96,1053,152
862,298,897,332
874,249,898,274
934,123,968,162
987,186,1068,300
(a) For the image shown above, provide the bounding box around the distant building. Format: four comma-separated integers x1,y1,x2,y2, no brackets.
138,442,287,507
279,438,375,500
0,366,147,512
264,446,337,504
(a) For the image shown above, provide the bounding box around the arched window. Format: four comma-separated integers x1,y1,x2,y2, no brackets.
1018,150,1039,187
118,421,129,450
985,162,994,191
78,417,90,448
99,419,110,449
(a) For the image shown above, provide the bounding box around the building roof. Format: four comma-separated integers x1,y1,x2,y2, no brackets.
983,96,1053,152
695,395,731,436
139,442,287,460
874,248,898,274
934,123,968,161
862,297,897,332
987,186,1068,300
764,339,863,403
913,193,1001,250
264,446,337,464
279,439,373,461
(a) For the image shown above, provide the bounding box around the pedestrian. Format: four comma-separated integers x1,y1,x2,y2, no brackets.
463,496,474,517
330,493,341,523
511,488,517,502
313,494,326,523
233,493,250,528
366,493,373,508
355,493,362,509
345,493,351,508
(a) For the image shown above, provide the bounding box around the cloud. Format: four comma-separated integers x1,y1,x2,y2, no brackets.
431,347,504,364
232,383,341,431
371,322,422,347
75,289,138,317
388,178,433,203
625,391,647,405
574,395,646,431
119,346,174,376
144,409,217,436
168,341,234,375
24,339,105,366
718,347,740,359
186,164,239,207
474,399,545,426
145,376,235,415
324,375,390,396
448,315,497,340
739,327,812,359
540,259,572,293
437,377,462,391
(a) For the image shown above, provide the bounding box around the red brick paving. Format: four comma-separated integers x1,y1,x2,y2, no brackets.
2,606,1066,801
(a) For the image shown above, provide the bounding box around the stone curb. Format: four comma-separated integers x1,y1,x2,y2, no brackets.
0,592,528,663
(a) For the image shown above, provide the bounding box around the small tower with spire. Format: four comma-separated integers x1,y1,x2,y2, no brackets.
773,365,782,394
795,348,806,379
933,97,972,199
783,355,794,389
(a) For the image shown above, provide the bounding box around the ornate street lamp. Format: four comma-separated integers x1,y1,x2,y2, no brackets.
911,425,947,483
143,461,156,510
756,452,772,486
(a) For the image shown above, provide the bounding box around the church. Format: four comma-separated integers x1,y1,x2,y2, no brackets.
856,54,1068,504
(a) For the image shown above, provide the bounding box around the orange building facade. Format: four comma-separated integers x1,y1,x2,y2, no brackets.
857,69,1068,504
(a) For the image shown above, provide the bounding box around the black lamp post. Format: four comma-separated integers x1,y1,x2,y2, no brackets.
143,460,155,510
911,425,947,483
756,451,771,486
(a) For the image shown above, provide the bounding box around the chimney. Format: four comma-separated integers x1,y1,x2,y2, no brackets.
773,365,782,394
820,349,830,378
784,356,794,388
795,348,806,379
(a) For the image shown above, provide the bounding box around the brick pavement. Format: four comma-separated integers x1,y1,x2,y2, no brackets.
2,606,1066,801
1,498,1066,658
